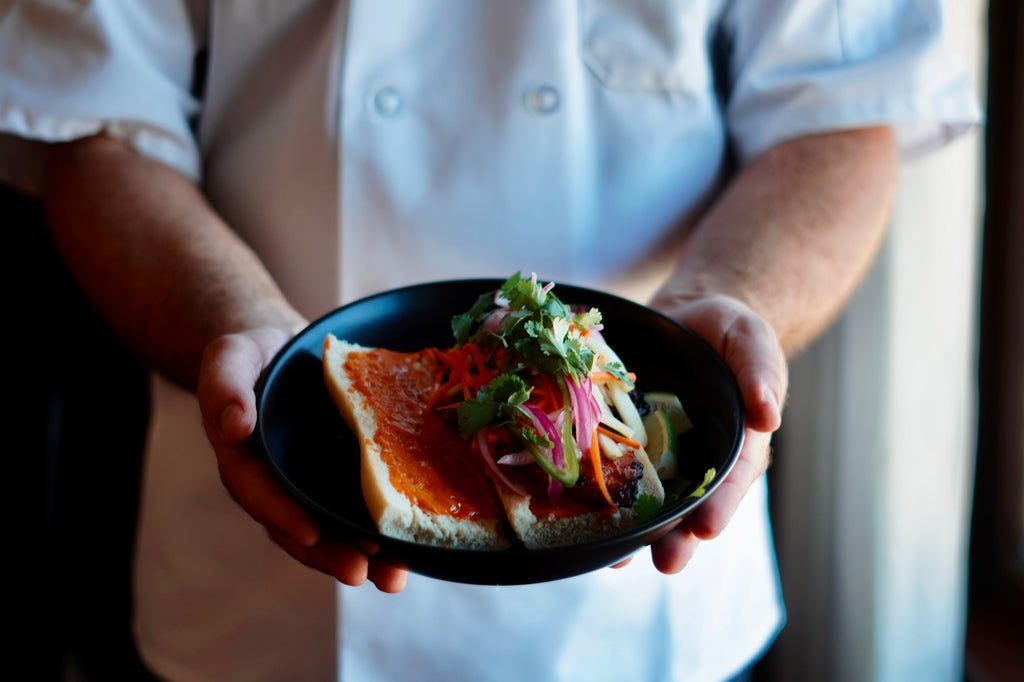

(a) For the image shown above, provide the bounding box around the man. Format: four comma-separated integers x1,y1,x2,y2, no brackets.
0,1,978,680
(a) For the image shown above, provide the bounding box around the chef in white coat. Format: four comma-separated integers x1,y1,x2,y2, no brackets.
0,1,979,680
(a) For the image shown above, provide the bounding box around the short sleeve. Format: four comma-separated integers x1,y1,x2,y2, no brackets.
722,0,982,163
0,0,203,194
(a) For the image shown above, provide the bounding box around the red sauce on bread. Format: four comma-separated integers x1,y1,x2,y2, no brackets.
345,349,504,520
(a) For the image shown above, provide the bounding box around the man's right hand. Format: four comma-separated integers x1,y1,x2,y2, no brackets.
197,326,410,593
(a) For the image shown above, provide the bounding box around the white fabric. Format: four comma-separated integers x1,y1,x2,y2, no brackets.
722,0,978,162
0,0,203,182
0,1,980,681
136,378,337,682
340,477,781,682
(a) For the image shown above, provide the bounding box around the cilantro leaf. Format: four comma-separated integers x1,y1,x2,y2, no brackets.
456,373,532,438
572,307,602,330
598,359,632,385
685,468,717,501
634,493,662,523
510,421,553,451
452,291,496,345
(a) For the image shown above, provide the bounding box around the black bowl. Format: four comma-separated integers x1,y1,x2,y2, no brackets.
254,279,744,585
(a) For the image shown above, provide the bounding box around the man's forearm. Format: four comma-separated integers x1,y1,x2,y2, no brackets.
41,134,303,389
656,126,899,355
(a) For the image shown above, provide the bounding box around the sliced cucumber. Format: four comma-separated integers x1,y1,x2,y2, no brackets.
597,432,626,460
609,382,647,448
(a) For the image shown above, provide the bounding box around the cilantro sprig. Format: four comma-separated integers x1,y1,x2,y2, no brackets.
457,373,533,439
451,273,601,486
453,272,601,381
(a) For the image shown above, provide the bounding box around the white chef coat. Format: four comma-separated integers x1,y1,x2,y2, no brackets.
0,1,980,681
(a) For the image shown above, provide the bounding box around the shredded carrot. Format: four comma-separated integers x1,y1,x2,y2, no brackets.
535,393,559,413
467,343,485,375
491,346,510,366
590,370,637,383
425,373,460,412
424,347,463,411
590,428,615,507
528,374,560,412
596,425,642,450
425,342,503,412
460,367,474,399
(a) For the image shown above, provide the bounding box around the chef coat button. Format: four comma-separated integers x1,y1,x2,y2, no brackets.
369,87,402,117
523,84,560,115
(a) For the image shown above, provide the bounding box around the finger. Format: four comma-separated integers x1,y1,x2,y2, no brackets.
216,440,321,546
198,334,259,444
610,555,634,569
658,295,788,434
717,313,787,434
269,528,371,587
682,429,772,540
367,558,410,593
650,527,701,574
199,330,289,445
199,328,321,546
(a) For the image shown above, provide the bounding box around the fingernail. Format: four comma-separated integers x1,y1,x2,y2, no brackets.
220,403,242,438
761,384,780,422
296,525,320,547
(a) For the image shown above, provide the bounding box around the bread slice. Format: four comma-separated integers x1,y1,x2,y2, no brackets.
322,334,510,550
495,448,665,549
